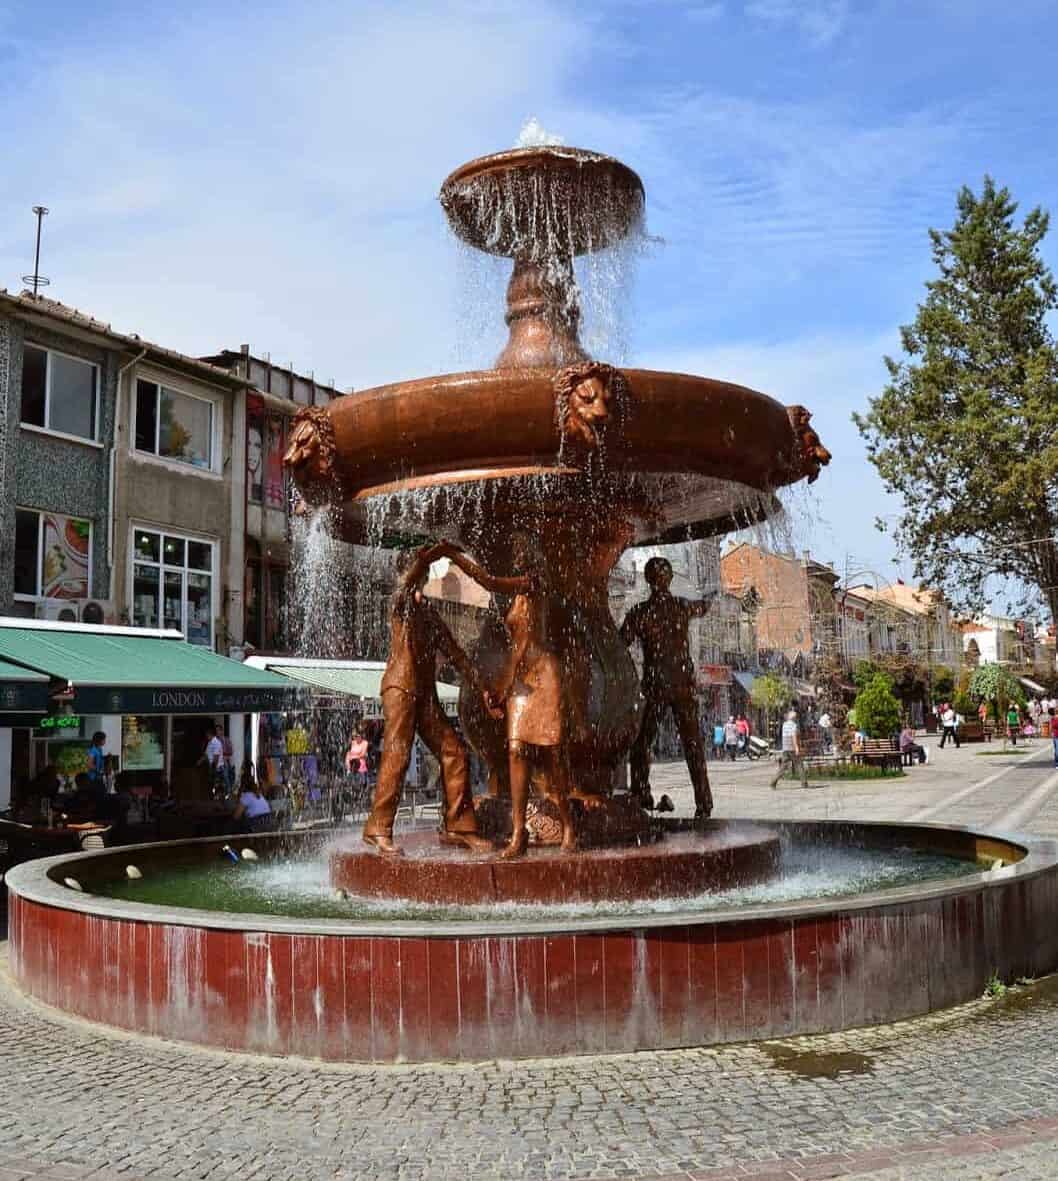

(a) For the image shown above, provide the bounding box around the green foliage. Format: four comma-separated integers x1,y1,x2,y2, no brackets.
750,672,791,712
851,674,903,738
795,763,905,781
969,662,1026,709
931,666,955,702
984,971,1008,999
854,178,1058,622
853,660,885,693
952,691,975,716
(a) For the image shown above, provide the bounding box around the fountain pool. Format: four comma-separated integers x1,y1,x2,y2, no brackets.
9,821,1058,1062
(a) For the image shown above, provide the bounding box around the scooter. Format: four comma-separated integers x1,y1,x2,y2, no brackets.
746,735,771,760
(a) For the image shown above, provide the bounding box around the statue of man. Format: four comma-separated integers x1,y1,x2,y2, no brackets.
363,543,493,857
620,556,715,819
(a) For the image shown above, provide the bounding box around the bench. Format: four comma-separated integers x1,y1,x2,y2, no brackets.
853,739,906,770
955,722,993,744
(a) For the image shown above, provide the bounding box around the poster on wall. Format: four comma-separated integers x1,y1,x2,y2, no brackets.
264,415,286,508
247,412,264,504
41,513,91,599
122,715,165,771
51,740,91,785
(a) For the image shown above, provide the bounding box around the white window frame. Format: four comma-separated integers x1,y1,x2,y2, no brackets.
13,507,94,603
128,524,217,648
19,343,101,445
132,377,221,476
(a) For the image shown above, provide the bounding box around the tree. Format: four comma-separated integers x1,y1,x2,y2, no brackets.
851,674,902,738
751,672,792,738
969,662,1025,726
931,666,955,704
853,660,884,693
854,178,1058,623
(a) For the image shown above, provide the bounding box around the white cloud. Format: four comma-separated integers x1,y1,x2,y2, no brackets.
0,1,586,388
744,0,849,46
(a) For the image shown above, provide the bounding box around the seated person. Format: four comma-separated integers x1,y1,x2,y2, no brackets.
233,780,273,833
899,724,927,765
58,771,105,822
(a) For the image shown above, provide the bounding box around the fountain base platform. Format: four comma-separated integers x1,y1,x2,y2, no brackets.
329,824,781,906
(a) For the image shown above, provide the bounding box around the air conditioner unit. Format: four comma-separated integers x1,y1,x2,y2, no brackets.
36,598,116,625
79,599,115,625
37,599,81,623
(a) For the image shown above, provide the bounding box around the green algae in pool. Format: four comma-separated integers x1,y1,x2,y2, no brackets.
94,842,982,922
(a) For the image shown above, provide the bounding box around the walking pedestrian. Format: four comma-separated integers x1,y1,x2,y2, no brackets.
1006,703,1020,745
770,710,808,789
1050,709,1058,768
939,703,960,749
723,716,739,761
712,721,725,760
735,713,750,756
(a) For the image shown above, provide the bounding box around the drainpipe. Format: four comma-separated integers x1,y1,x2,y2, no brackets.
107,348,148,578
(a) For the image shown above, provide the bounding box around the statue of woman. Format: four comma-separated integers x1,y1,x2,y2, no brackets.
440,539,575,859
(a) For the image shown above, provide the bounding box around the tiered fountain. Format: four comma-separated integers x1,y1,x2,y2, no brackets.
284,141,830,902
8,141,1058,1064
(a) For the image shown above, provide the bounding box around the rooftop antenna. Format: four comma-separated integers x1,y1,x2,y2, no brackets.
22,205,50,298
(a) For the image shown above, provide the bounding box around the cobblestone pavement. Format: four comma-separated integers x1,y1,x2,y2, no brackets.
5,736,1058,1181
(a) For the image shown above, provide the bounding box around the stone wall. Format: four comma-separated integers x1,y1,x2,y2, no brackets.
1,317,118,609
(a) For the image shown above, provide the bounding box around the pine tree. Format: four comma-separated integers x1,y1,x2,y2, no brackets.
854,178,1058,621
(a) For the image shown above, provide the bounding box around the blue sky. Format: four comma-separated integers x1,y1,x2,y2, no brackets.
2,0,1057,590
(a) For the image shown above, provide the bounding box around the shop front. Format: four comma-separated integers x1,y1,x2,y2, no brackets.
0,658,51,809
243,656,461,803
0,618,297,802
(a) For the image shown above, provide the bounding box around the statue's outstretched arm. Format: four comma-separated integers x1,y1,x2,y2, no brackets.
687,592,718,619
438,544,532,595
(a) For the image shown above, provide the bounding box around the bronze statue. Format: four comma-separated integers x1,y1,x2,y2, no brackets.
438,541,582,859
620,556,714,819
362,543,493,857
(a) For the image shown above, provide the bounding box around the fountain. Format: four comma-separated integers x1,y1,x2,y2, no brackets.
9,141,1058,1064
283,141,831,894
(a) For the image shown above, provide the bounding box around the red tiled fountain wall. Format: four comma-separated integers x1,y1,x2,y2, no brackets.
10,869,1058,1062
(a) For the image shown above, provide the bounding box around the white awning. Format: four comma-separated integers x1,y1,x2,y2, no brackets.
1019,675,1047,696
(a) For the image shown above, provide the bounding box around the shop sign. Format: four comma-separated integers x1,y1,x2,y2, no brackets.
34,715,83,738
73,684,299,715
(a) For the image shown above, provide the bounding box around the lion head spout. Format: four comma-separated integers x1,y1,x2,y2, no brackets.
553,362,631,456
786,405,831,484
283,406,343,504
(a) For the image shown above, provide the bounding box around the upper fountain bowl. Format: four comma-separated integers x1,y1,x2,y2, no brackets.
440,146,645,258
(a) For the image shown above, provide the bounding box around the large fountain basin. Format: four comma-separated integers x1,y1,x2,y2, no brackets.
298,368,806,542
7,821,1056,1063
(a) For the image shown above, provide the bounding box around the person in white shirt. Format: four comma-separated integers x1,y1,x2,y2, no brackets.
233,781,273,833
202,726,225,797
818,710,832,753
771,709,808,789
939,704,960,749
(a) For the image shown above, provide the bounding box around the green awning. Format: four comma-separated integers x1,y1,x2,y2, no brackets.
0,624,298,715
0,657,49,713
267,662,460,703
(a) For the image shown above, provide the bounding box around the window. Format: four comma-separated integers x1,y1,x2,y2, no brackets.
135,379,214,469
132,528,214,646
244,561,287,651
14,508,92,600
20,344,99,441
